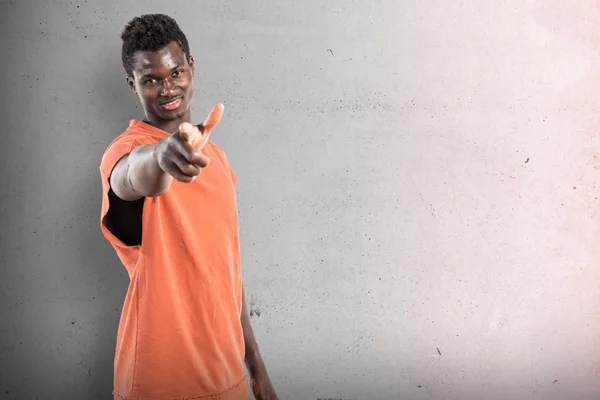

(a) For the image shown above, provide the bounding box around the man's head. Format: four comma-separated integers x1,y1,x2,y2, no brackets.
121,14,195,125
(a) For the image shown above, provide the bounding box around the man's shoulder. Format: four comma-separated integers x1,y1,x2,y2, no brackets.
106,121,154,147
104,121,166,153
99,122,157,174
205,141,236,183
206,140,230,164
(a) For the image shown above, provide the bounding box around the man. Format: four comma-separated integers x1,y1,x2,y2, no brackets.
99,13,278,400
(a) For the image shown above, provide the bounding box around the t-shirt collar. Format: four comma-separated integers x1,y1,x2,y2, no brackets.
129,120,172,138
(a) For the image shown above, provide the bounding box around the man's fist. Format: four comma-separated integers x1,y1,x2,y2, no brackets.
152,104,224,183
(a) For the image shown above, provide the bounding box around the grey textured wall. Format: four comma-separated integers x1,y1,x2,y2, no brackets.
2,0,600,399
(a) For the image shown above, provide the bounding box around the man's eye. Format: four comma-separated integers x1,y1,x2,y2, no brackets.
173,70,183,76
145,79,156,84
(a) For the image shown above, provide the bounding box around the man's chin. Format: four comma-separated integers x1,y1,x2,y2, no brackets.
156,107,187,122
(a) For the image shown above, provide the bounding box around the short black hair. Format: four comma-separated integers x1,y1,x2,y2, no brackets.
120,14,191,77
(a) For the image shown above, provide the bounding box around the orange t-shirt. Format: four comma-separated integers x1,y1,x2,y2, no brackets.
99,120,249,400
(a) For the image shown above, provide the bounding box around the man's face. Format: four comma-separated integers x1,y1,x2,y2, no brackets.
127,41,195,123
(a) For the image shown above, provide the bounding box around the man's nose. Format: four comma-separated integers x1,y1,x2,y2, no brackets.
160,78,176,96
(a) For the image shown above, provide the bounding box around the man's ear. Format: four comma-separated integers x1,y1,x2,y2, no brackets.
189,56,195,75
126,75,137,94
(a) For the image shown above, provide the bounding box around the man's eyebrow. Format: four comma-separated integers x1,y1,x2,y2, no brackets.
139,65,183,79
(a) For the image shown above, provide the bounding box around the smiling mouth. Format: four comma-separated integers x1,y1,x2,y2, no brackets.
160,97,182,111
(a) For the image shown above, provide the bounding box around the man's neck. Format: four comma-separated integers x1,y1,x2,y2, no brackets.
144,112,192,134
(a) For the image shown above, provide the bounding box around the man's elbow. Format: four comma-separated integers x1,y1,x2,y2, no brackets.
109,160,143,201
111,175,143,201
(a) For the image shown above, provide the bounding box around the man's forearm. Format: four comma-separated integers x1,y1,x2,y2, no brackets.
241,286,267,377
112,144,173,200
127,144,173,197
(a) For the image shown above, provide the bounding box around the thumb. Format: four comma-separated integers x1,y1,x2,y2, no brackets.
200,103,225,136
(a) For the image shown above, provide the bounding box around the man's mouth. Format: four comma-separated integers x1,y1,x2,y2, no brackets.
160,97,182,111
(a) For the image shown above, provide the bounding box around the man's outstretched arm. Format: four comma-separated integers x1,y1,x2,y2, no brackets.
110,123,210,201
241,285,279,400
110,104,224,201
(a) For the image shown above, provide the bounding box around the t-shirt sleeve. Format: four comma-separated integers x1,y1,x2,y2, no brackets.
98,134,156,268
230,164,237,185
211,143,237,185
223,150,237,185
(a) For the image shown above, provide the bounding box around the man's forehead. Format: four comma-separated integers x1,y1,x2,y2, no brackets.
132,43,186,74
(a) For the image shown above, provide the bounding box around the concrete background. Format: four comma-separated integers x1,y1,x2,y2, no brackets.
1,0,600,399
